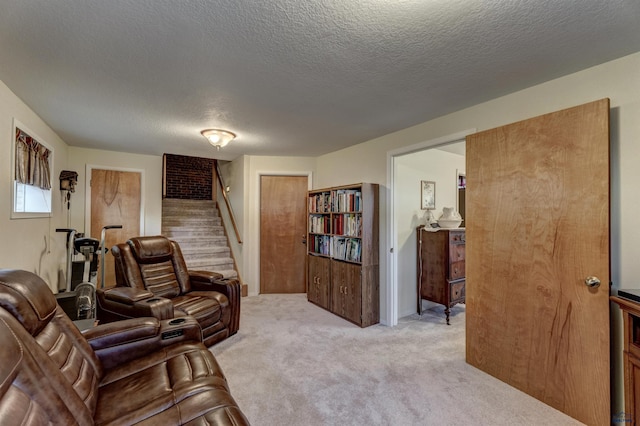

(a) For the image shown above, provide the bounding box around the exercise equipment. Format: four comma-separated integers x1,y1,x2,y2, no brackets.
56,225,122,320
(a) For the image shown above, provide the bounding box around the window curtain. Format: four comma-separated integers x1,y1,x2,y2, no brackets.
15,128,51,190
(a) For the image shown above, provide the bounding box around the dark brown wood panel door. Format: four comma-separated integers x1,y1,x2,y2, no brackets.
465,99,610,425
90,169,141,288
308,255,330,309
260,175,308,293
331,260,346,317
332,260,361,324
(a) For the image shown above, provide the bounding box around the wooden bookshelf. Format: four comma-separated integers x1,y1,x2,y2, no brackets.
306,183,379,327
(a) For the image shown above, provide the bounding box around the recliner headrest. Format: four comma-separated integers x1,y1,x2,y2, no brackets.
0,269,57,336
128,236,173,264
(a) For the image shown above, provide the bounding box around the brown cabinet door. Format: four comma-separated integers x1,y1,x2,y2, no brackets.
308,255,330,309
629,355,640,422
331,260,361,324
343,263,362,324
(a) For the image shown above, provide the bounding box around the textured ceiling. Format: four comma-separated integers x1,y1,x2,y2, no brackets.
0,0,639,161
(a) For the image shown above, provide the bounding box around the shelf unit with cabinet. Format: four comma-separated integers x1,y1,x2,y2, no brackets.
307,183,379,327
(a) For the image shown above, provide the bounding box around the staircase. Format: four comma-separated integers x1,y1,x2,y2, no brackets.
161,199,238,279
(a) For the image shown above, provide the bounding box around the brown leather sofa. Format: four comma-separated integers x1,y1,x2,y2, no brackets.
97,235,240,347
0,269,250,425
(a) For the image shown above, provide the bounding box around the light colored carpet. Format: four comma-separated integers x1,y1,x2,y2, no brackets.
211,294,582,426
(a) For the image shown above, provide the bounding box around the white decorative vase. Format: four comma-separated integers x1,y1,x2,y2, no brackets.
438,207,462,228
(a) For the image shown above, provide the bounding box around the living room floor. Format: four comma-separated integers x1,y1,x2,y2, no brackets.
211,294,583,426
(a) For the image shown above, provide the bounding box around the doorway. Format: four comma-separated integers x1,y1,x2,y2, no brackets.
86,166,144,288
387,130,474,326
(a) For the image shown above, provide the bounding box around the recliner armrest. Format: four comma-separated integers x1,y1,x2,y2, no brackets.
190,271,233,294
84,316,202,370
97,287,174,321
190,272,241,336
190,270,224,284
100,286,153,304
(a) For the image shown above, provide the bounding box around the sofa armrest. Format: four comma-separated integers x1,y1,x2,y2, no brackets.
96,287,174,322
84,316,202,370
190,272,241,336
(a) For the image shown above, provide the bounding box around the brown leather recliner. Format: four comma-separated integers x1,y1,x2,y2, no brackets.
97,235,241,347
0,269,250,425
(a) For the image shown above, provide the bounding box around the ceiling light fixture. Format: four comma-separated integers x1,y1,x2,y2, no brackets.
201,129,236,150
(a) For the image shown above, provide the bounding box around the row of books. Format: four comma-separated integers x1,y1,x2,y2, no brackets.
333,213,361,237
308,236,362,263
332,189,362,213
309,235,362,263
309,215,331,234
308,192,332,213
308,189,362,213
309,235,331,256
309,214,362,236
333,237,362,263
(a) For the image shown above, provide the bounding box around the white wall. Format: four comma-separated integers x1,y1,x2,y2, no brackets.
0,80,70,291
67,147,163,237
395,148,465,317
243,155,316,295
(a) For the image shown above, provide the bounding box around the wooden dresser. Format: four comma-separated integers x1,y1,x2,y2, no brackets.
416,225,465,324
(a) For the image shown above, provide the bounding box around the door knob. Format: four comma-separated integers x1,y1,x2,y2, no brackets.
585,276,601,288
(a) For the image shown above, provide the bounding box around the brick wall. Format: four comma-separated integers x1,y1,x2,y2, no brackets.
164,154,213,200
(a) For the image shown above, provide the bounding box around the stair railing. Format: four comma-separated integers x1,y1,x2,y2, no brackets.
214,160,242,244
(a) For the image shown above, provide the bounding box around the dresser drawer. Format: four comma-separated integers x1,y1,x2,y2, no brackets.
449,231,465,244
449,243,465,262
449,260,465,280
449,279,465,303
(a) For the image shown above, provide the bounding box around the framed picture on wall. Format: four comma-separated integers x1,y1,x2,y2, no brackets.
421,180,435,210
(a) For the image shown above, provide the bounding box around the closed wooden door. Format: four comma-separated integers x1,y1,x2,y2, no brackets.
465,99,610,425
260,175,308,293
90,169,141,288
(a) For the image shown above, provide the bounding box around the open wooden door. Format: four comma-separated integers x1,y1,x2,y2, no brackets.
465,99,610,425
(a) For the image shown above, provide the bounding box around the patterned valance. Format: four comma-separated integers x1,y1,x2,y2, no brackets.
15,127,51,190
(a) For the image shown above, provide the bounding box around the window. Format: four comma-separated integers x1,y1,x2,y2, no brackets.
11,119,53,219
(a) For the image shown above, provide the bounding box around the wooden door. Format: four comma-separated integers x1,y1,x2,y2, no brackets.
90,169,141,288
260,175,308,293
465,99,610,425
